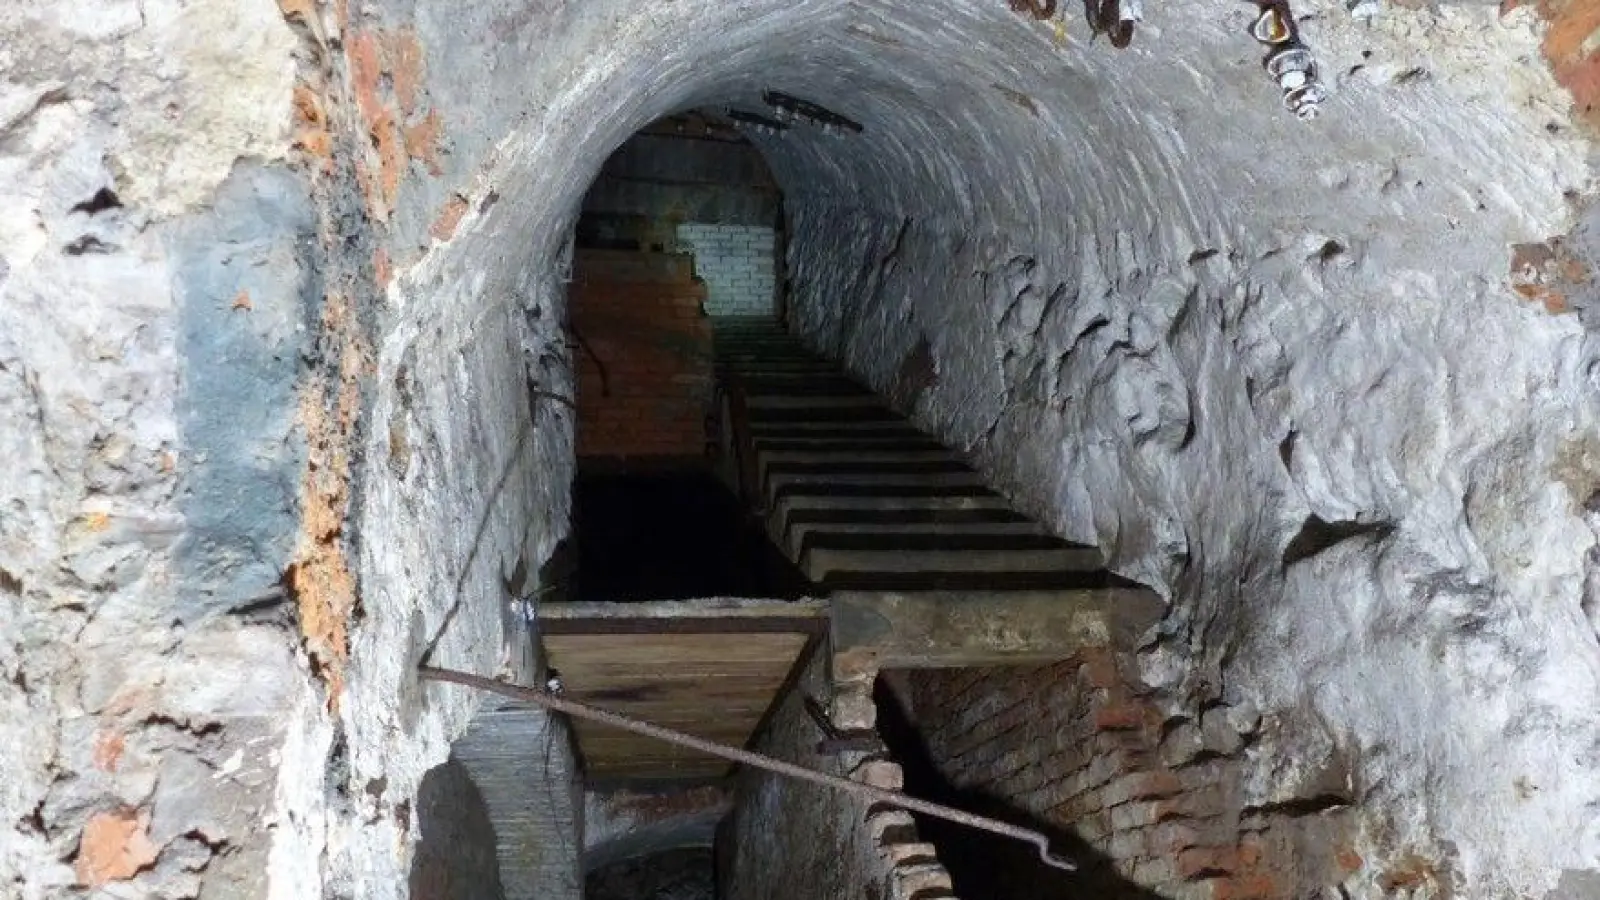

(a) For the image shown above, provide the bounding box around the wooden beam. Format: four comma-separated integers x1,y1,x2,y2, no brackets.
829,588,1165,671
538,598,827,635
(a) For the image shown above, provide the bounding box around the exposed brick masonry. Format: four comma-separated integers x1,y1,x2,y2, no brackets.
897,651,1365,900
570,248,713,460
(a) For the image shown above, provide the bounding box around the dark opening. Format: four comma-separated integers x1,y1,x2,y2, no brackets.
572,468,809,602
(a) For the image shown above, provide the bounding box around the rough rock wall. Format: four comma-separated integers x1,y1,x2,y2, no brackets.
774,9,1600,899
1,0,577,894
0,0,322,896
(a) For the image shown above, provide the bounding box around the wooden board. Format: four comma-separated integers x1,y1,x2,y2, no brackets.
542,624,812,782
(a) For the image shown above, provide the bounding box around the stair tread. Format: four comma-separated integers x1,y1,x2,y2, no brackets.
770,482,998,501
782,506,1031,525
747,406,901,423
712,320,1125,596
819,570,1124,593
803,544,1102,575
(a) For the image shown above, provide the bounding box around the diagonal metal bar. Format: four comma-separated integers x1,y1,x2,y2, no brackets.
418,665,1076,871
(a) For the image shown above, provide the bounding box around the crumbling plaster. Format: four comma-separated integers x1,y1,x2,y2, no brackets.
4,0,1600,897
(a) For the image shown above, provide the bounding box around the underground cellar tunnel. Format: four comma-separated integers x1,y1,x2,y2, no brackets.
5,0,1600,899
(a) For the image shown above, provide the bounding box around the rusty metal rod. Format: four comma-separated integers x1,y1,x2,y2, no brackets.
418,665,1075,871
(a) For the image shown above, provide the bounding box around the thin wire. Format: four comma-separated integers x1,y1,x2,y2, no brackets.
418,665,1076,872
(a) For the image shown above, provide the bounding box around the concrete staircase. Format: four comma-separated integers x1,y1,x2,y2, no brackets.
712,317,1120,596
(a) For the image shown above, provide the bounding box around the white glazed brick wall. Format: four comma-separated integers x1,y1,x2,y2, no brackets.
676,223,777,317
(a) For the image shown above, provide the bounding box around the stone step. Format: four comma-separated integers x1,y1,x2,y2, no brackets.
766,470,988,498
720,365,842,377
717,359,829,367
747,405,900,423
781,505,1032,526
735,378,869,396
727,370,859,382
801,541,1104,582
749,421,926,437
744,394,885,410
819,569,1122,593
752,436,949,453
781,519,1050,559
762,458,974,477
755,448,963,475
768,480,997,503
715,346,819,354
801,529,1079,552
771,493,1016,522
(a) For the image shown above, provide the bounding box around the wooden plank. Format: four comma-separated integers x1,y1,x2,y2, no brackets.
555,672,793,691
551,658,798,678
542,622,814,782
544,632,808,662
744,636,819,752
542,615,826,635
572,713,771,732
576,730,760,745
554,670,793,690
539,598,826,635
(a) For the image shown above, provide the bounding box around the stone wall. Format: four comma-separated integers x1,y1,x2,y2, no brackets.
570,249,713,460
887,654,1361,900
677,223,778,317
0,2,329,896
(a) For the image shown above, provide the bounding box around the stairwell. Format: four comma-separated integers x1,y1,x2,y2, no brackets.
547,315,1164,900
711,316,1124,595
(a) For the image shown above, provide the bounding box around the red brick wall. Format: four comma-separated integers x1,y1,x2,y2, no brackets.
895,650,1363,900
570,249,712,460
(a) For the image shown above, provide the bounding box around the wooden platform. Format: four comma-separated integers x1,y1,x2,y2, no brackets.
539,599,825,782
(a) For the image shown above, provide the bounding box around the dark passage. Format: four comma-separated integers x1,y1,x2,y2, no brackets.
572,468,809,602
587,847,716,900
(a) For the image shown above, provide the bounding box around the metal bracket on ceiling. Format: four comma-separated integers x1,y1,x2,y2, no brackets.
761,91,864,137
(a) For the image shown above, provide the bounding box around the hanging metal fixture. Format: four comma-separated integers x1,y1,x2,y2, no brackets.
726,108,789,138
761,91,864,137
1249,1,1328,120
418,665,1078,872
